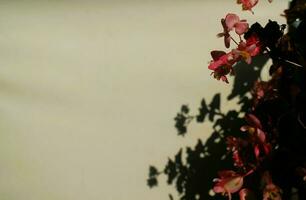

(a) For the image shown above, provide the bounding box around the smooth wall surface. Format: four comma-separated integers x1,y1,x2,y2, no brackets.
0,1,287,199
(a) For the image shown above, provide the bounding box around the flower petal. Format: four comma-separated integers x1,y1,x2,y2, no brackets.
208,60,222,70
245,114,262,129
224,176,244,193
211,51,227,61
235,22,249,35
257,129,266,143
245,54,252,64
218,170,236,178
224,35,231,48
239,0,259,12
225,13,240,31
254,145,260,159
221,75,229,83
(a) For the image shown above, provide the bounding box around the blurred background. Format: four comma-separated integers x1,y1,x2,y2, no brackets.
0,0,287,199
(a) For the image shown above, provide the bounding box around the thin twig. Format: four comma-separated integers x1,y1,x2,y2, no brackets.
230,36,239,46
280,58,303,68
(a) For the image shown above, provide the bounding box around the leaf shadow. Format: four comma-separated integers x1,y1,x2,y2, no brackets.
148,55,269,200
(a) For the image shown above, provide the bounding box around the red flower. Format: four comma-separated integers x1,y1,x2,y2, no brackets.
240,114,271,159
232,36,261,64
245,35,261,56
213,170,254,200
262,171,282,200
208,51,236,83
237,0,259,13
237,0,273,13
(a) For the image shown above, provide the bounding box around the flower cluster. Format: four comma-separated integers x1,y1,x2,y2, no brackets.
207,2,298,199
240,114,271,160
208,13,261,83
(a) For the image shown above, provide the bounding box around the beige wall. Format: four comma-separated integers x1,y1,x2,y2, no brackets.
0,0,287,199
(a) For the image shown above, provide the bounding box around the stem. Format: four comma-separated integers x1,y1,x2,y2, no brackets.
280,58,303,68
265,47,303,68
230,36,239,46
298,112,306,129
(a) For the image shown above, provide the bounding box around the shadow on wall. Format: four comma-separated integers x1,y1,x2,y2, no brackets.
147,55,269,200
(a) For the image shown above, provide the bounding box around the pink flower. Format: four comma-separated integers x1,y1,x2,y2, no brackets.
213,170,244,200
225,14,249,35
237,0,259,13
232,35,261,64
226,35,261,65
208,51,236,83
217,14,249,48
